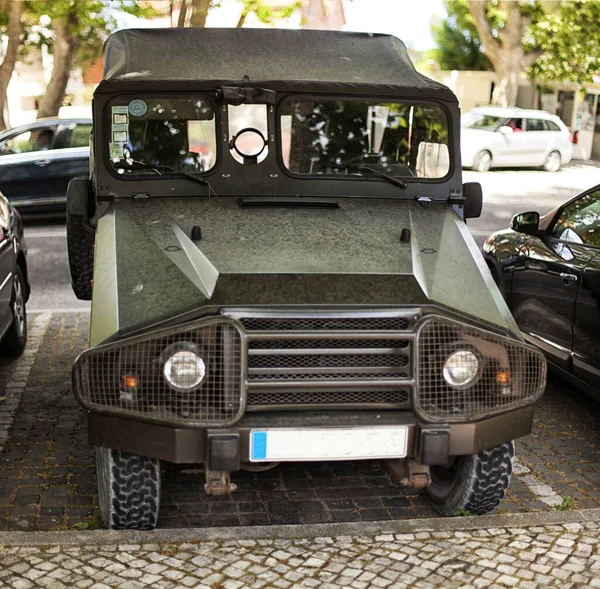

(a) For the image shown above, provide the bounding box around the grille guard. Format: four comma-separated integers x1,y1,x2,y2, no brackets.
72,309,546,428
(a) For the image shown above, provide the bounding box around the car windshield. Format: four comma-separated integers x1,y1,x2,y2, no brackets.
280,99,450,179
107,97,217,176
466,114,504,131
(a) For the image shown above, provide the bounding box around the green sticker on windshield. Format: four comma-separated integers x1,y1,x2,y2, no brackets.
110,142,123,159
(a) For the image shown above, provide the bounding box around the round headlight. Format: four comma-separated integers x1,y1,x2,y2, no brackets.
163,350,206,391
442,350,480,388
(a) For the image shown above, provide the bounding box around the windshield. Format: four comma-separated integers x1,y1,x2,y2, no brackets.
280,99,450,179
107,97,217,176
465,113,504,131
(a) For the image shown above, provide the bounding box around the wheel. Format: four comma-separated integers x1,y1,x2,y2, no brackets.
472,151,492,172
543,150,561,172
0,267,27,357
96,447,161,530
66,177,95,301
424,441,514,516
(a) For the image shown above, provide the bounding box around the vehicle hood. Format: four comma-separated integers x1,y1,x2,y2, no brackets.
90,197,518,345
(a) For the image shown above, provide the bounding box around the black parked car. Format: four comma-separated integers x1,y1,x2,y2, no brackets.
0,118,91,213
0,191,29,356
484,184,600,398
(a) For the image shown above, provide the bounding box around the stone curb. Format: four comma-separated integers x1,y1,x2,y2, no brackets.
0,507,599,547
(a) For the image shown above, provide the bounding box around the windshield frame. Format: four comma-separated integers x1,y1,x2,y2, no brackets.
276,94,454,185
103,92,222,183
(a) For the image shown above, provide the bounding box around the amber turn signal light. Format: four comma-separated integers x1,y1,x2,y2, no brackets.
122,375,138,389
496,371,510,384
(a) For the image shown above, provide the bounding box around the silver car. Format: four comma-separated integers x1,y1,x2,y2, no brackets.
461,107,573,172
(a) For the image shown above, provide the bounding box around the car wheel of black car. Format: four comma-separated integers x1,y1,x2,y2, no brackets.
66,177,95,300
424,441,514,516
0,267,27,356
542,150,561,172
472,151,492,173
96,447,161,530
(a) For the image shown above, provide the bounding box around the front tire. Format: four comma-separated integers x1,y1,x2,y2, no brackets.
0,267,27,357
472,150,492,172
424,441,514,516
96,447,161,530
543,150,561,172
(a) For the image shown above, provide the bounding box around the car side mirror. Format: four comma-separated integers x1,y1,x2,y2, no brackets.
510,211,540,235
498,126,513,135
463,182,482,219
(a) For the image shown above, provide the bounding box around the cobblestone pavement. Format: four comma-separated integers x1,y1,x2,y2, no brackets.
2,518,600,588
1,313,600,531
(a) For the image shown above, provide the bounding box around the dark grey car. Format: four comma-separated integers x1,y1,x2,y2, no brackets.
0,118,91,213
0,191,29,356
66,28,547,530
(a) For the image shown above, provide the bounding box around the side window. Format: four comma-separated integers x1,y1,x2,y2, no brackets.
543,120,561,132
552,190,600,246
506,118,523,132
526,119,545,132
0,128,55,155
66,124,92,148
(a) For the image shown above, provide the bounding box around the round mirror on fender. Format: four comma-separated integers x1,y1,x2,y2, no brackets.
463,182,483,219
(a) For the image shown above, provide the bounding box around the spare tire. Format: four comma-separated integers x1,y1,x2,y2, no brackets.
66,177,95,301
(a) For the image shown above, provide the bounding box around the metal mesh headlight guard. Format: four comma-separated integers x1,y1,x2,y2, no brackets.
415,316,546,422
73,317,245,427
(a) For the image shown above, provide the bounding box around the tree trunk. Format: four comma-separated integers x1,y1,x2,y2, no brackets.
466,0,540,107
36,14,79,119
177,0,188,27
0,0,24,131
189,0,210,27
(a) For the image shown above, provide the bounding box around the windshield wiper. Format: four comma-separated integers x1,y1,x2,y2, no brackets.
330,164,408,190
115,161,209,187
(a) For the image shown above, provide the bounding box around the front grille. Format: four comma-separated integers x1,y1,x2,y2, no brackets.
73,319,244,427
226,310,415,411
248,390,410,409
416,317,546,422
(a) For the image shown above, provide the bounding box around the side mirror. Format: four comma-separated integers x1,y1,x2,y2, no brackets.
510,211,540,235
498,126,513,135
463,182,483,219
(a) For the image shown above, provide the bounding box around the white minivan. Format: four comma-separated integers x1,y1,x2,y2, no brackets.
461,106,573,172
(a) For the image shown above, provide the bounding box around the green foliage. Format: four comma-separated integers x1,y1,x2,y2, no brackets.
529,0,600,83
453,507,473,516
555,496,577,511
71,520,100,530
431,0,491,70
24,0,156,65
237,0,300,27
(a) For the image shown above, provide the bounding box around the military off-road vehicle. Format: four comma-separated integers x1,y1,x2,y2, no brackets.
67,28,546,530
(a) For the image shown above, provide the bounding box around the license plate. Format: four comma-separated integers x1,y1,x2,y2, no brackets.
249,426,408,462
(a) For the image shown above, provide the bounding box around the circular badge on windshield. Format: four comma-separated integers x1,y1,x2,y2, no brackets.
128,99,148,117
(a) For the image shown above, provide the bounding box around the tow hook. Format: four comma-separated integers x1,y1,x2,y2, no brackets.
382,459,431,490
204,468,237,496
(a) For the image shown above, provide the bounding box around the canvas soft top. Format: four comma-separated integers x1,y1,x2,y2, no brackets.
98,28,457,102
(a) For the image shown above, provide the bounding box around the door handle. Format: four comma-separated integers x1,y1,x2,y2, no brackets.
560,272,578,286
34,159,51,167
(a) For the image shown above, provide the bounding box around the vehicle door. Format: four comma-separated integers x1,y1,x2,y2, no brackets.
49,122,92,201
509,188,600,368
0,194,14,335
0,125,60,208
573,212,600,389
523,118,550,165
494,117,529,165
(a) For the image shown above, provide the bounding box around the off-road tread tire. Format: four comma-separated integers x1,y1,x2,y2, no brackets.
96,447,161,530
67,213,94,301
425,441,514,516
0,267,27,357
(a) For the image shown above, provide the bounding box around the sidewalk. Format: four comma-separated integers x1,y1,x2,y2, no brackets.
1,511,600,588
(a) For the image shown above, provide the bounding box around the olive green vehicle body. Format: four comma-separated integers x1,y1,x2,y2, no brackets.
73,28,545,473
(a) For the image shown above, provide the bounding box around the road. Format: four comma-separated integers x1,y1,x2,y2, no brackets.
22,162,600,312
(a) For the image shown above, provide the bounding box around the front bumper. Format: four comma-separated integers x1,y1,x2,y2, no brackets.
88,405,535,464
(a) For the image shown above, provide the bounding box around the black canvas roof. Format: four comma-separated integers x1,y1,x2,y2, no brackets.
98,28,457,102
